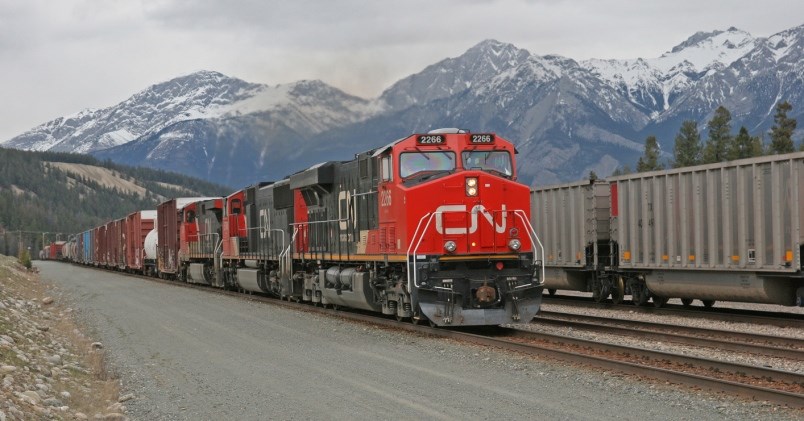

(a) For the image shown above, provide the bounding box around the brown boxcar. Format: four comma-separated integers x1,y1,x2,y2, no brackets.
157,198,216,278
125,210,156,273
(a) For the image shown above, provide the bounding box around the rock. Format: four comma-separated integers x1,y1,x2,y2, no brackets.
46,354,62,365
3,375,13,388
35,324,49,332
118,393,134,402
60,391,71,399
74,412,88,420
91,342,103,350
0,365,16,374
42,297,54,305
102,413,127,421
106,402,125,412
20,390,42,404
0,409,5,421
43,397,63,407
0,334,14,344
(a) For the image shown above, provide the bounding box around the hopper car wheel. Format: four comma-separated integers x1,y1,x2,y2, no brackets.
652,297,669,308
681,298,693,307
632,286,650,306
796,287,804,307
592,283,604,303
611,277,625,305
702,300,716,308
547,289,557,296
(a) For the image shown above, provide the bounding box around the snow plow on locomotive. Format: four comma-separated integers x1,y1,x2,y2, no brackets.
70,129,545,327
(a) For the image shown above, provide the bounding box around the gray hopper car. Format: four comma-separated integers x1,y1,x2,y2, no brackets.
532,151,804,307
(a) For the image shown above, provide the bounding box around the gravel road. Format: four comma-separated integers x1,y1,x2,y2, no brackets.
38,262,802,420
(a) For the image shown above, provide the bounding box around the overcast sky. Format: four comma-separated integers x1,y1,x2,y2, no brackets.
1,0,802,141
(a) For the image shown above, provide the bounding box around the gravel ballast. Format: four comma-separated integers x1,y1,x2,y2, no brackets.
38,261,803,420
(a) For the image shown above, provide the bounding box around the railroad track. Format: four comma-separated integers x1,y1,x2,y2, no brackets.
534,311,804,361
542,295,804,329
74,264,804,409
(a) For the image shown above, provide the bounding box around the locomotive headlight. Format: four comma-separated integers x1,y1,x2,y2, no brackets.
444,240,457,253
508,238,522,251
466,177,478,196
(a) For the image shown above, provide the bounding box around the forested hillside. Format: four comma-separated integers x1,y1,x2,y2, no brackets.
0,147,230,256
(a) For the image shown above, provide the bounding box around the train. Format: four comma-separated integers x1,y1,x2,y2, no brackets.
532,151,804,308
57,129,547,327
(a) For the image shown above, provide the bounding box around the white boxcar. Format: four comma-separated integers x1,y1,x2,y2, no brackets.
610,151,804,306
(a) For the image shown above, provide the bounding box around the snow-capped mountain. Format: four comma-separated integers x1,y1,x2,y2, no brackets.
4,24,803,187
584,27,759,115
5,71,375,155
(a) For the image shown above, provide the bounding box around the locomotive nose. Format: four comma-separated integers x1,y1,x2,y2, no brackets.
476,283,496,303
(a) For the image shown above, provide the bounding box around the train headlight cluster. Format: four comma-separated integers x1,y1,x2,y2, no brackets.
444,240,457,253
466,177,478,197
508,238,522,251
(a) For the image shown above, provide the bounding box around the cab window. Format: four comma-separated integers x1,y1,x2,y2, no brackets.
462,150,513,177
399,151,456,178
381,156,393,181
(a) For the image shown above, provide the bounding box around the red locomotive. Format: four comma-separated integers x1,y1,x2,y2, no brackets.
68,129,545,326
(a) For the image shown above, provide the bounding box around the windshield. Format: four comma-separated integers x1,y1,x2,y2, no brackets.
400,151,456,178
462,150,513,177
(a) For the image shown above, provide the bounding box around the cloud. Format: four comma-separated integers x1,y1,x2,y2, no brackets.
0,0,802,141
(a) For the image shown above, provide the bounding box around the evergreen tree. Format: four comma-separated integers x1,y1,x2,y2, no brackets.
703,106,732,163
728,126,763,160
769,101,797,154
636,135,663,172
588,170,598,180
672,120,702,168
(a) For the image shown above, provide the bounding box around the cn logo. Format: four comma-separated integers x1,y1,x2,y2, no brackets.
434,204,507,235
259,209,270,239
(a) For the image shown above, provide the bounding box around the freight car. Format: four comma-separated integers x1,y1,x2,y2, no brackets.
68,129,545,327
532,151,804,307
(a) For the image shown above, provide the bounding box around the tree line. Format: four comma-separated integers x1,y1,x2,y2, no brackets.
0,146,230,257
615,100,798,175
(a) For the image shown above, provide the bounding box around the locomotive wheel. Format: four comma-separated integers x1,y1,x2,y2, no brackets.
702,300,716,308
681,298,693,307
652,296,669,308
411,306,425,325
611,277,625,305
547,289,557,296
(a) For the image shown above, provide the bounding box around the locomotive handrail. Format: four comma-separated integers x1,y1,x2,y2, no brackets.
280,227,300,279
513,210,546,287
406,211,434,290
406,208,546,291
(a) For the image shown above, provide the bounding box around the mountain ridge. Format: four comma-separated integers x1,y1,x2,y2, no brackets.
4,24,803,187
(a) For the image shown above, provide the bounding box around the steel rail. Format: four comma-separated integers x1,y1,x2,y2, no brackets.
535,311,804,360
542,295,804,329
